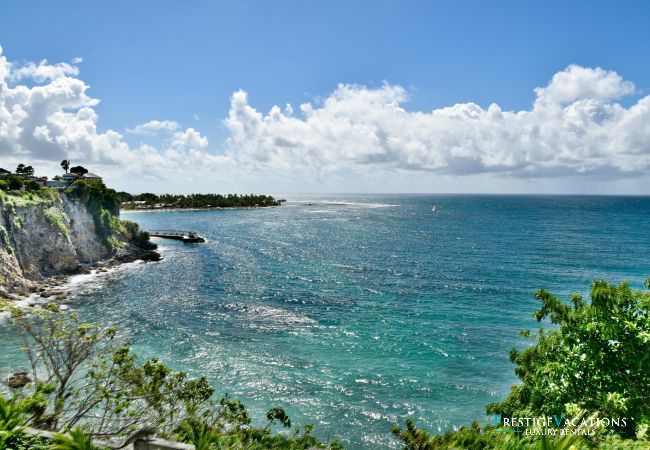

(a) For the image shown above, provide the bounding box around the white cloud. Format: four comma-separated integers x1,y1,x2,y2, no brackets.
9,59,80,83
224,68,650,178
127,120,179,135
0,46,209,185
1,44,649,193
534,64,635,105
170,127,208,151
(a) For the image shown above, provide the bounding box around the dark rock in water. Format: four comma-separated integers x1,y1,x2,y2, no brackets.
114,247,162,263
140,240,158,251
6,371,31,389
74,265,92,274
140,250,162,262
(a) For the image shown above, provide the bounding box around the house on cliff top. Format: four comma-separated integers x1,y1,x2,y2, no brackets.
47,171,103,189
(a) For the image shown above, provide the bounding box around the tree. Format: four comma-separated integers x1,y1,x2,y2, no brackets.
69,166,88,176
4,305,337,448
116,191,134,203
5,174,24,190
25,180,42,191
15,164,35,177
7,304,215,436
487,279,650,437
60,160,71,174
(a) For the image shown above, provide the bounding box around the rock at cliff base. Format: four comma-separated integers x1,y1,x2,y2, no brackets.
6,371,32,389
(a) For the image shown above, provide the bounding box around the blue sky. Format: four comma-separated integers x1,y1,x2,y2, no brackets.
1,1,650,193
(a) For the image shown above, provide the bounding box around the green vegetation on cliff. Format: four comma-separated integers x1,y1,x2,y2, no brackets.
0,225,11,254
65,179,151,251
0,187,59,209
0,179,150,253
43,207,71,245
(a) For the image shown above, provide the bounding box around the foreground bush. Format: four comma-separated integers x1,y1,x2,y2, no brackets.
3,278,648,449
2,304,340,449
393,278,650,449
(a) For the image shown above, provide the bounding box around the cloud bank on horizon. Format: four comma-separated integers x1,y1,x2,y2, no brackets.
1,45,649,193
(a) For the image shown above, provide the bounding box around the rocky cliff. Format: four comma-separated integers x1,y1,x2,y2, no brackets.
0,183,158,296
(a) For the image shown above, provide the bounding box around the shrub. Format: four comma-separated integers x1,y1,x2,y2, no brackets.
44,207,71,245
25,180,42,191
487,279,650,437
0,394,26,448
0,225,12,253
392,278,650,449
6,175,24,191
4,305,337,448
49,427,97,450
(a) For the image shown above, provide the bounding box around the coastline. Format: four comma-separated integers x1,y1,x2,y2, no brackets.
0,247,161,309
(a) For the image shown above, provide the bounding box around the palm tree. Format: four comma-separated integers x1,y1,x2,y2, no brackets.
60,160,71,174
0,395,26,447
49,427,95,450
178,420,218,450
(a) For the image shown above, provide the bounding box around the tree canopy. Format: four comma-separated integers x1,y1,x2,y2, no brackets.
70,166,88,176
60,160,71,174
487,279,650,436
1,303,341,449
15,164,35,177
392,278,650,449
121,193,285,209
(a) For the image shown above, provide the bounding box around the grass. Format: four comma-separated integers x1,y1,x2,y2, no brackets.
44,207,72,245
0,225,13,254
0,188,59,208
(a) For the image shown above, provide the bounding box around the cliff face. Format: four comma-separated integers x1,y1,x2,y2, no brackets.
0,187,156,296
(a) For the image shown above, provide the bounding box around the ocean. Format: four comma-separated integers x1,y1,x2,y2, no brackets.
2,194,649,448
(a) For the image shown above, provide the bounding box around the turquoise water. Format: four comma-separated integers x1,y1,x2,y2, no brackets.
2,195,649,448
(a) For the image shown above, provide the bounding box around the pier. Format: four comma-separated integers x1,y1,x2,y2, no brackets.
147,230,205,243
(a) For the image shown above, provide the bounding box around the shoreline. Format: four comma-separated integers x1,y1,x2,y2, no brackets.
0,248,161,311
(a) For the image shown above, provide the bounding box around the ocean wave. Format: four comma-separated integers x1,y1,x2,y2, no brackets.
292,201,399,208
222,302,319,327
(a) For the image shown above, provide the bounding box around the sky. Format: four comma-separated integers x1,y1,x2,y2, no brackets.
1,0,649,194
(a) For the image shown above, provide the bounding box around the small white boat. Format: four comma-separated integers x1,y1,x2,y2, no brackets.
432,205,436,212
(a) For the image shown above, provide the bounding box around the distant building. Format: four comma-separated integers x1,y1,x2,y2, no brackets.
47,171,103,189
0,168,11,175
82,173,102,181
62,173,78,183
46,180,69,189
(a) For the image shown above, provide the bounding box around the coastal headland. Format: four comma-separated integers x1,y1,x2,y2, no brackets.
0,164,286,302
0,177,160,299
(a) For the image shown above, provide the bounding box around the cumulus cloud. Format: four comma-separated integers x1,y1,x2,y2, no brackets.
0,44,649,193
0,46,209,184
127,120,180,135
9,59,80,83
170,127,208,150
224,66,650,178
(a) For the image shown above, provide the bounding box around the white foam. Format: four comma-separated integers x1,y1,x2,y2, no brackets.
291,200,399,208
2,260,146,316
